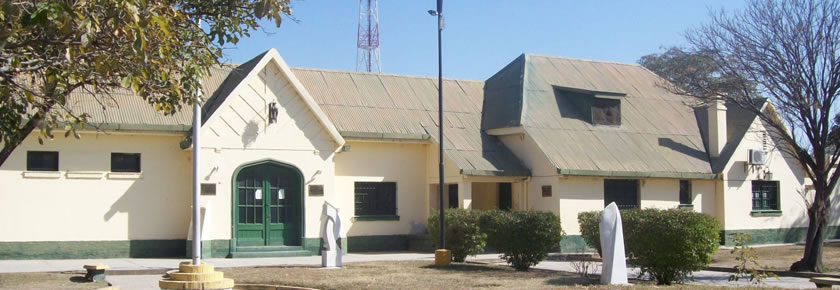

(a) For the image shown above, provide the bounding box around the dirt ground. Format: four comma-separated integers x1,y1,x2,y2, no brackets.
710,242,840,273
0,272,108,289
221,260,764,290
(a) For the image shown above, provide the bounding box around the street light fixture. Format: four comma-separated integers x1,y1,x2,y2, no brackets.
429,0,449,267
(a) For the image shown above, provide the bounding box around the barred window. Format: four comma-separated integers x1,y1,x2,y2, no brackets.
27,151,58,171
111,153,141,172
604,179,639,210
752,181,780,210
354,182,397,216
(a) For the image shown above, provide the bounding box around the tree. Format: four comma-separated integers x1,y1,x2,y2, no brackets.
0,0,292,166
641,0,840,272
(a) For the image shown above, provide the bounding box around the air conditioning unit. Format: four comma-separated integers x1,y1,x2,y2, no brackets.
749,149,767,165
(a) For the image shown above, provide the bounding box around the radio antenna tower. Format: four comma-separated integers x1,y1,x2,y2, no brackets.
356,0,381,73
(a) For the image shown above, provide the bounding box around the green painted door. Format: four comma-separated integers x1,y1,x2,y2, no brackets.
234,163,302,247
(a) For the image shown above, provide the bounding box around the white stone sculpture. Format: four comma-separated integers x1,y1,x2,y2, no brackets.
599,202,628,285
321,202,342,268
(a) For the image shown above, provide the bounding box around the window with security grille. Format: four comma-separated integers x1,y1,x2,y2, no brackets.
111,153,141,172
354,182,397,216
27,151,58,171
679,180,692,205
604,179,639,210
752,180,780,210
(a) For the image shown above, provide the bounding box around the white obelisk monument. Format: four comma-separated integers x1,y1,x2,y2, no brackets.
599,202,628,284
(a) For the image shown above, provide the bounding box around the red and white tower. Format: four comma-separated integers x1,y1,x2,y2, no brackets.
356,0,381,73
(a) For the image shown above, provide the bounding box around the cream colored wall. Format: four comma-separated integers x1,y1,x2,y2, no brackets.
471,182,499,210
692,179,717,217
498,133,557,176
553,176,604,235
200,59,338,240
639,179,679,209
335,141,429,236
720,118,809,230
0,132,190,242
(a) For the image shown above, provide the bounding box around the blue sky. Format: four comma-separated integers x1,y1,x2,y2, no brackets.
225,0,745,81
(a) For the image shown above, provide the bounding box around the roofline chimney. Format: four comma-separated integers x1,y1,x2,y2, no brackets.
708,100,727,158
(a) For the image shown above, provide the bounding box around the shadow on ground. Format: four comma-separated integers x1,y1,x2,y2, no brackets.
68,276,89,283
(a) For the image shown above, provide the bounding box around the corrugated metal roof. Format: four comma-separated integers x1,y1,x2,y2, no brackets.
292,68,530,177
62,64,236,131
484,54,715,175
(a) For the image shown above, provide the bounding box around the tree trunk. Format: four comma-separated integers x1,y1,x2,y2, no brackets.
0,117,40,168
790,195,828,272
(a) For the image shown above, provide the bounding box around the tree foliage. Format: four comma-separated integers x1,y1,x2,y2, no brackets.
0,0,292,165
640,0,840,272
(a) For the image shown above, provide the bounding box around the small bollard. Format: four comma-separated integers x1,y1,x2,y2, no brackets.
83,264,110,282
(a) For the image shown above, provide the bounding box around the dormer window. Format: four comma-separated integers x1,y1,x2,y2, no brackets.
592,97,621,125
554,86,625,126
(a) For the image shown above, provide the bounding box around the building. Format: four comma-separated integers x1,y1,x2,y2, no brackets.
1,49,837,259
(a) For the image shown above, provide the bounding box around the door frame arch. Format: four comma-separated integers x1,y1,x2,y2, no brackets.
229,159,305,254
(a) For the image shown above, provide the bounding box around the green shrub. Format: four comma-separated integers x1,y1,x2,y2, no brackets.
426,208,486,262
624,208,721,285
576,208,721,285
480,210,564,271
577,211,602,256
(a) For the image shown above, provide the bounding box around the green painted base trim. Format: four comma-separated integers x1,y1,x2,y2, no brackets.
0,240,186,260
302,238,348,255
347,235,430,252
186,240,231,258
750,210,783,217
720,226,840,246
353,215,400,221
678,204,694,209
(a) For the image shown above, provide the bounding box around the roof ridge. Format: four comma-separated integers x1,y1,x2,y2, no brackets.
289,67,483,83
523,53,642,68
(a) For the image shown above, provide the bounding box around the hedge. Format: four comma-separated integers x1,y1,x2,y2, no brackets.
480,210,564,271
578,208,720,285
427,208,486,262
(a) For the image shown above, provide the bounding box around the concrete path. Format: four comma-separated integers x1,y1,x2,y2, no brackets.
0,253,824,289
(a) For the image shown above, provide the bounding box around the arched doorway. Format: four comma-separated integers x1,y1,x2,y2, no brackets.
232,160,303,247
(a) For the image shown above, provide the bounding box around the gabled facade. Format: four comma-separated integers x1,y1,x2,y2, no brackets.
1,50,837,259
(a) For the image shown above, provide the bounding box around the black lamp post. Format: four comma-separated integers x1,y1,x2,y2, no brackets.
428,0,445,252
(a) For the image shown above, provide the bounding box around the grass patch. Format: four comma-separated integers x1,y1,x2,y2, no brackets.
0,272,108,289
711,242,840,273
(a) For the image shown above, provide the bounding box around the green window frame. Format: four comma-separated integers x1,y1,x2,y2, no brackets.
604,179,639,210
26,151,59,171
354,182,397,217
752,180,780,211
111,153,141,172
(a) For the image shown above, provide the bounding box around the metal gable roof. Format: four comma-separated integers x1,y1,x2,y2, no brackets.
291,67,530,177
495,54,715,177
62,64,236,132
